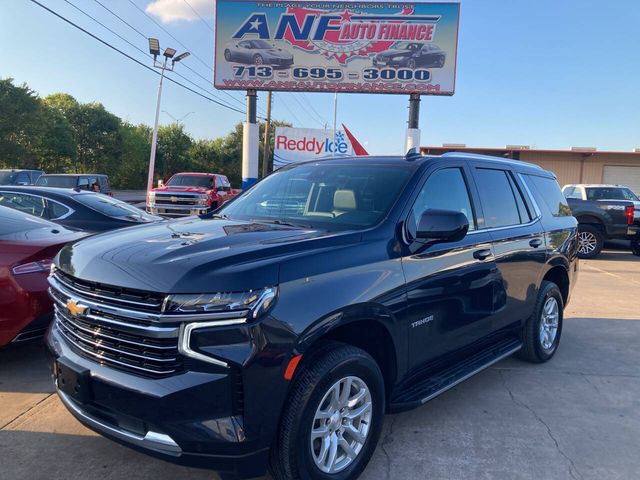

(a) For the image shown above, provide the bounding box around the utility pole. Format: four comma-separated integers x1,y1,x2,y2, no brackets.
405,93,421,153
262,91,272,178
146,38,190,193
242,90,259,189
333,92,338,153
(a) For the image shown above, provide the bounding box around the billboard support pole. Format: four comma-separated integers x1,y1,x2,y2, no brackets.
405,93,421,153
242,89,259,190
333,92,338,153
262,91,272,178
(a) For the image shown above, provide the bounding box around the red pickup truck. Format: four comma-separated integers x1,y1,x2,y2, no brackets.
147,173,240,217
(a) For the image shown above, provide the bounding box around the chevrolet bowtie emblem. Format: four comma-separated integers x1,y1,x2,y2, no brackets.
66,299,88,316
171,196,178,203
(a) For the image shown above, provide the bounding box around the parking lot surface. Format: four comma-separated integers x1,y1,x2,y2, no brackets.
1,250,639,480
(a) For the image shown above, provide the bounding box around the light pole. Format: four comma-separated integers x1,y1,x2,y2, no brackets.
146,38,190,193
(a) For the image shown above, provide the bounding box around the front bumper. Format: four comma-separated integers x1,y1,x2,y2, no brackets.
373,58,407,68
147,203,209,217
46,320,283,478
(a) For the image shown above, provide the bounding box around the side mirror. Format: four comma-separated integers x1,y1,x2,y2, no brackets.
416,209,469,243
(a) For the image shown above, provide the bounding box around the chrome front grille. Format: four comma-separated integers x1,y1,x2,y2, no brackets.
154,193,199,206
49,272,181,377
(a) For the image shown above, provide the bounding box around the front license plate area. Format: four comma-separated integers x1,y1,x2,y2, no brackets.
55,359,92,404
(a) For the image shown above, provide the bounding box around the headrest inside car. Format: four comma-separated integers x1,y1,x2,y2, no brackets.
334,190,357,211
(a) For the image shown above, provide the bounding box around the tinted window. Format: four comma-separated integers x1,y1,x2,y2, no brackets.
0,172,17,185
36,176,77,188
586,187,639,201
220,163,411,230
49,200,71,219
562,186,580,199
508,174,532,223
74,194,157,221
411,168,476,231
15,172,30,185
525,175,571,217
0,192,47,217
474,169,521,228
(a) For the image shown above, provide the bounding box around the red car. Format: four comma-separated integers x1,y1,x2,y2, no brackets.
146,172,241,217
0,206,85,346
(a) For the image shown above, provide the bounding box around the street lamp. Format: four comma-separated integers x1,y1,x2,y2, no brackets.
146,38,189,193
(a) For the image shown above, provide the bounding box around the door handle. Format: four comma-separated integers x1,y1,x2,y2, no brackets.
473,248,492,261
529,238,543,248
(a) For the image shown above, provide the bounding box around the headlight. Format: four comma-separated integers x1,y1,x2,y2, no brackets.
391,56,404,62
148,191,155,200
197,194,209,205
165,286,277,319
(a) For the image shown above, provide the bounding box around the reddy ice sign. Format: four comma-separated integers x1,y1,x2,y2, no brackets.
274,127,354,168
214,1,460,95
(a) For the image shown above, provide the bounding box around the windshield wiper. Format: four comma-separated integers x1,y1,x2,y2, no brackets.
250,218,313,229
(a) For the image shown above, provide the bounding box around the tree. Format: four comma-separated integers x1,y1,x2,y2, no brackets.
0,78,43,167
111,123,151,189
45,94,122,174
156,123,193,181
34,105,76,172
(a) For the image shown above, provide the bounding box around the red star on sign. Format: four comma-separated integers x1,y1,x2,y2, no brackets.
340,10,353,22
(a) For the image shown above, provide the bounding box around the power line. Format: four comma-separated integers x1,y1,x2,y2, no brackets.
63,0,245,115
29,0,250,117
182,0,214,33
121,0,252,113
289,94,325,128
299,93,330,127
92,0,146,39
274,93,304,126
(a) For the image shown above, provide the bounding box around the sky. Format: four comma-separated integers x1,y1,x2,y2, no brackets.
1,0,639,155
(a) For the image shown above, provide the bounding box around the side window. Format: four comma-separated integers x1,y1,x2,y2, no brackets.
525,175,572,217
507,173,532,223
411,167,476,232
2,193,47,217
77,177,90,190
474,168,522,228
47,200,71,220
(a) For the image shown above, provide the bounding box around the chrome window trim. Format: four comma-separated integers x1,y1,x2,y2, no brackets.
179,319,247,368
0,190,75,220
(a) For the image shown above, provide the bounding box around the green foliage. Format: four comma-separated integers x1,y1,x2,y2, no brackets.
0,77,291,189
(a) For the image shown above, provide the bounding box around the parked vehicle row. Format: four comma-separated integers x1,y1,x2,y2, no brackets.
562,184,640,258
46,152,577,480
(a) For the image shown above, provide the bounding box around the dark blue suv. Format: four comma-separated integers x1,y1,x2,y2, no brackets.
46,152,578,480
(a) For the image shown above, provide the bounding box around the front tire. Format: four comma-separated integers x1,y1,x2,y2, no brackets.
518,281,564,363
407,58,416,69
224,49,231,61
253,54,264,65
577,224,604,258
269,342,385,480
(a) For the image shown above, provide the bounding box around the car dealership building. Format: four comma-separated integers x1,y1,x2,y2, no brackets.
422,145,640,192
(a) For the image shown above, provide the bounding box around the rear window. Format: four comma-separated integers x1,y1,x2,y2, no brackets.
0,205,57,236
74,193,156,221
0,172,17,185
474,168,525,228
586,187,639,201
525,175,572,217
36,176,77,188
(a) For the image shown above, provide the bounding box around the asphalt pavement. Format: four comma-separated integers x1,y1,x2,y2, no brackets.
1,249,639,480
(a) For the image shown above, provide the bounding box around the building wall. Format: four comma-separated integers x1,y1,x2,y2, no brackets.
521,152,640,187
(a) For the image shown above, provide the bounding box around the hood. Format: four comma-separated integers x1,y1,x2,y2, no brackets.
265,49,292,59
56,217,360,294
152,185,210,194
376,49,411,60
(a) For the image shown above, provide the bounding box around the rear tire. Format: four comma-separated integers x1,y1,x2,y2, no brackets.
577,224,603,258
269,342,385,480
517,281,563,363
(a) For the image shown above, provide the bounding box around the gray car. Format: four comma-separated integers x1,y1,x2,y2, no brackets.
224,40,294,67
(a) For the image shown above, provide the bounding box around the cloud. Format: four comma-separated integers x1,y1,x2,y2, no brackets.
145,0,213,23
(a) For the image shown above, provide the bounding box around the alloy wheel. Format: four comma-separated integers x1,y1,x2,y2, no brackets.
539,297,559,350
310,376,372,474
577,231,597,255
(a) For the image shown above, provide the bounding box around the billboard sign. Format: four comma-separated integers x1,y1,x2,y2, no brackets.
214,1,460,95
273,127,356,168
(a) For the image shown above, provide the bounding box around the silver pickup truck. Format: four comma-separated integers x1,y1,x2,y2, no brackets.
563,184,640,258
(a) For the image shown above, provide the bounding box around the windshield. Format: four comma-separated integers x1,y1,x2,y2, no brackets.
219,163,412,230
166,175,213,188
586,187,640,201
75,193,158,221
0,172,17,185
36,176,77,188
252,40,273,49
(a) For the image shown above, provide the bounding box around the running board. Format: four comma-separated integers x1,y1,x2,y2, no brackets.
389,338,522,412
